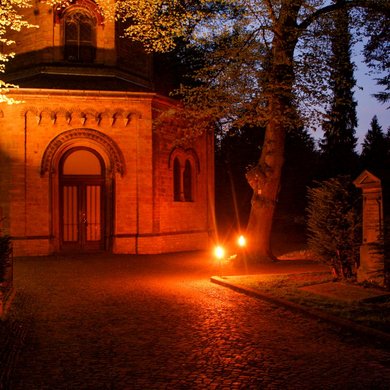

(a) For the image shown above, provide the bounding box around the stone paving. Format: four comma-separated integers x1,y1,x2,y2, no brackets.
1,252,390,389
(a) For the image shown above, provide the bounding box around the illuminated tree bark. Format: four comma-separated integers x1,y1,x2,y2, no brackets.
246,1,299,261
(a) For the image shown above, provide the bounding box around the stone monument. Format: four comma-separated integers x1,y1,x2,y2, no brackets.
353,170,386,287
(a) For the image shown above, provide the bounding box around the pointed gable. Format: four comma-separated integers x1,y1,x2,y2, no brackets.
353,170,381,190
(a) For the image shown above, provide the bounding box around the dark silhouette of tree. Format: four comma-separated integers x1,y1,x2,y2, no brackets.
362,6,390,105
320,5,358,178
153,38,208,95
361,115,388,171
386,127,390,166
215,125,264,237
276,127,319,220
215,124,319,245
307,176,361,280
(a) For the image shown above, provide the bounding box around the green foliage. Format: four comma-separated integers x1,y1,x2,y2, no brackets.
0,0,37,103
306,176,361,280
0,235,12,282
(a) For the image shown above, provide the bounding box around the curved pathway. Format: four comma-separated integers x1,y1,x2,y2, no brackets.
5,252,390,389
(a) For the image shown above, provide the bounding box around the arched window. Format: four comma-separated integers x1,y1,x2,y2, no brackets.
64,10,96,63
173,158,181,201
183,160,192,201
170,148,199,203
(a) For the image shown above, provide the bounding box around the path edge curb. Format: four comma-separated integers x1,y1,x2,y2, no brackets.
210,276,390,348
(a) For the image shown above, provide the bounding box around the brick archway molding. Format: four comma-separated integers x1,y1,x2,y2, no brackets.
41,128,125,177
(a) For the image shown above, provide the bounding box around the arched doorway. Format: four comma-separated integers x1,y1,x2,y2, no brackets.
41,128,126,254
59,147,105,252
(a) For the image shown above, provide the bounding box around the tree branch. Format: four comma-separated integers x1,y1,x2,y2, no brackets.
298,0,390,32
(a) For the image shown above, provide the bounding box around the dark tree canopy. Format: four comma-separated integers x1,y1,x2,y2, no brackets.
319,5,358,178
360,3,390,105
361,115,389,171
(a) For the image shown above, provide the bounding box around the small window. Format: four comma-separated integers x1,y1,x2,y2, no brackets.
183,160,192,201
64,11,96,63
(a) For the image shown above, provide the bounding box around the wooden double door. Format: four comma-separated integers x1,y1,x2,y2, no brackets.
60,148,106,252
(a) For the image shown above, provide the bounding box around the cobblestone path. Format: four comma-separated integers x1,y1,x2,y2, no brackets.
5,253,390,389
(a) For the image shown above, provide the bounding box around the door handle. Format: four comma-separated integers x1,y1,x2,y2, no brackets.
81,212,88,225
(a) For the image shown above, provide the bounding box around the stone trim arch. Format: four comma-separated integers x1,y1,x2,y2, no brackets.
168,147,200,174
55,0,104,25
41,128,125,176
168,147,200,202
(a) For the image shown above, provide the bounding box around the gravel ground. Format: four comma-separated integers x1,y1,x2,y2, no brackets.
1,252,389,389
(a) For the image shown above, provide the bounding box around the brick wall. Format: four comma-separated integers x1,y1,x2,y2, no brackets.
0,89,213,256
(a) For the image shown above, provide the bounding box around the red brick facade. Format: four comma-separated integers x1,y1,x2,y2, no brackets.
0,2,214,256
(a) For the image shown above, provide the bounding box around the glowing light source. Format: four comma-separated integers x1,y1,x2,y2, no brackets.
214,246,225,260
237,235,246,247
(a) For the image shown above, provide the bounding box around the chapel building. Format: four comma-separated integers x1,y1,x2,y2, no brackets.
0,0,214,256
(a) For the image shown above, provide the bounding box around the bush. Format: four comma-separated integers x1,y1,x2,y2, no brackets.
306,176,361,280
0,235,12,282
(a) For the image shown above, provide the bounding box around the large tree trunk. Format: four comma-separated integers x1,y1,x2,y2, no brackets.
246,1,300,261
246,120,286,261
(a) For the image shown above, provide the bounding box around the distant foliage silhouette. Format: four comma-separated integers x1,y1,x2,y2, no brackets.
361,115,389,170
306,176,361,280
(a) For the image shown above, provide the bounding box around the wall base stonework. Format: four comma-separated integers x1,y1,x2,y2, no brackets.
12,239,51,257
10,233,210,257
112,237,137,254
137,232,210,254
112,232,210,255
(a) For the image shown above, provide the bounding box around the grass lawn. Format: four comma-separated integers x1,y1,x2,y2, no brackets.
222,271,390,334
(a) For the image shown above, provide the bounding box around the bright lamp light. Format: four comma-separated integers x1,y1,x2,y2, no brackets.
237,235,246,247
214,246,225,260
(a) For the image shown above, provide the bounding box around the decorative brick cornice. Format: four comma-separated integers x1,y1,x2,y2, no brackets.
24,109,138,127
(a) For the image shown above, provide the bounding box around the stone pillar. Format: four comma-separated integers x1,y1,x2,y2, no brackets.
354,170,385,286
